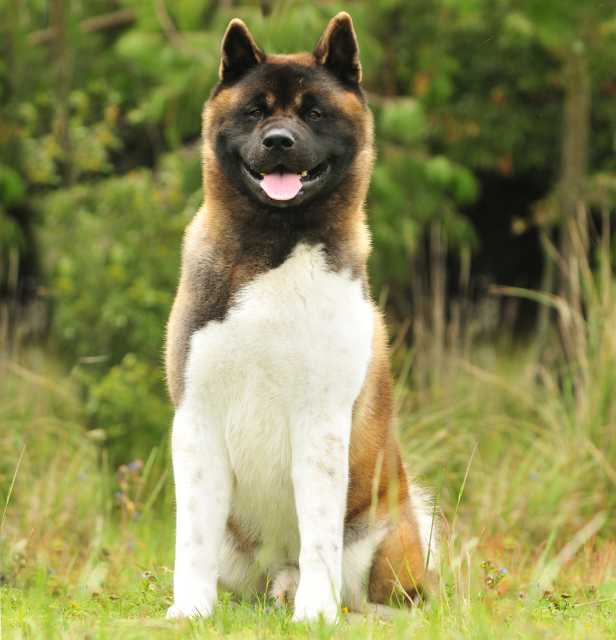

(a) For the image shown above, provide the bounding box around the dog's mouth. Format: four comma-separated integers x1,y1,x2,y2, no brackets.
241,158,332,203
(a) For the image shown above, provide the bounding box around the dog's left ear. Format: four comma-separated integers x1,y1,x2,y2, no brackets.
219,19,265,82
313,12,361,85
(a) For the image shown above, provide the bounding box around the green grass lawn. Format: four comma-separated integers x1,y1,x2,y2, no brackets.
2,336,615,639
2,554,616,639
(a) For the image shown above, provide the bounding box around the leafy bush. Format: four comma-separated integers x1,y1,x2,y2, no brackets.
37,151,201,459
74,353,172,458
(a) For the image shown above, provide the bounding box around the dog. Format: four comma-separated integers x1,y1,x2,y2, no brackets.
164,12,436,622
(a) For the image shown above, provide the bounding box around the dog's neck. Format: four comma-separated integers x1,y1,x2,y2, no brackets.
199,153,373,281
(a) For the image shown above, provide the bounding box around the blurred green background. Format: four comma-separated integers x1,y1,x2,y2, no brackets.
3,6,616,634
1,0,615,472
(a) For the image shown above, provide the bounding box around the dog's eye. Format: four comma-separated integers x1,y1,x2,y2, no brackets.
249,109,263,118
307,110,321,120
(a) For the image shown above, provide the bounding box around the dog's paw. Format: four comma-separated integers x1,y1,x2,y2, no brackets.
165,601,213,620
292,596,338,623
270,565,300,608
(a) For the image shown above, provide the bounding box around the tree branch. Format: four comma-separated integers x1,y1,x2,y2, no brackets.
28,9,136,45
151,0,212,61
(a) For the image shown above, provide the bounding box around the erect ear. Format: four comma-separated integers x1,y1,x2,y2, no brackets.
219,19,265,82
313,12,361,85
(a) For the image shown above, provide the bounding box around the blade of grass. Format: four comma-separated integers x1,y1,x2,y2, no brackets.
1,444,26,538
425,467,444,574
538,511,607,588
452,442,477,533
573,596,616,608
141,470,168,519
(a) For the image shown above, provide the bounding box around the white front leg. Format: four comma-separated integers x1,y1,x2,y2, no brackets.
167,407,232,619
291,412,351,622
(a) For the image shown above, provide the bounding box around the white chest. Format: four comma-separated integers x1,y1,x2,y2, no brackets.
180,244,374,551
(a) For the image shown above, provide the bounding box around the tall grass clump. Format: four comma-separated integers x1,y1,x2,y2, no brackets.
493,215,616,535
0,341,172,595
0,349,104,583
396,214,616,545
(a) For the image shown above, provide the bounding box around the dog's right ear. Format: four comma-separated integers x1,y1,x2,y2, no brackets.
219,19,265,82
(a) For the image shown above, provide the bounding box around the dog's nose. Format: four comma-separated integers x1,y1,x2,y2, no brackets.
262,129,295,153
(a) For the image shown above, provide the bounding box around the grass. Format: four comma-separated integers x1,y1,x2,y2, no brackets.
2,343,615,639
2,220,616,639
2,512,615,640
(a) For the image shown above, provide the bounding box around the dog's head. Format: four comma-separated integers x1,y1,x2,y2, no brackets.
202,12,373,211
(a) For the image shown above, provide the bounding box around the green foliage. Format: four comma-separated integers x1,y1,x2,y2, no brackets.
74,353,172,457
378,98,427,146
39,152,199,362
114,29,218,147
0,164,25,206
1,0,616,460
0,165,26,286
368,95,479,293
14,81,123,186
36,152,200,458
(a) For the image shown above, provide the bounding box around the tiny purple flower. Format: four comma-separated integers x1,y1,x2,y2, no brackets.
49,569,56,574
128,461,139,470
114,491,123,498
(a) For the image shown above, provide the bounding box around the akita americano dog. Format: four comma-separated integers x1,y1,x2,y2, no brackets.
165,12,436,621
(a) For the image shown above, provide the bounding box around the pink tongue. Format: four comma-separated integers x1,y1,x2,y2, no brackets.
260,172,302,200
